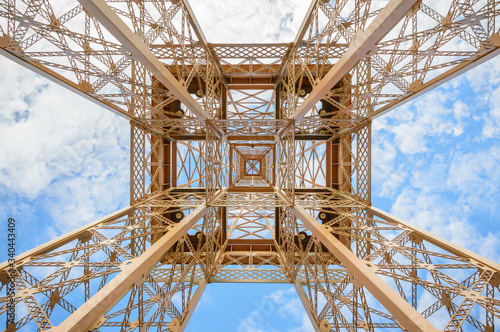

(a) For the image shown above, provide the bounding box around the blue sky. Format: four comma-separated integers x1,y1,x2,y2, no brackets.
1,0,499,330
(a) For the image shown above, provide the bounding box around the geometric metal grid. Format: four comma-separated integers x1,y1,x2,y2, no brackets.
0,0,499,331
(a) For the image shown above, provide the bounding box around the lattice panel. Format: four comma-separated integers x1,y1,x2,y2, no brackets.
0,202,206,331
276,122,295,203
176,141,205,188
131,125,163,202
278,0,500,121
1,0,500,331
293,193,500,331
213,192,288,208
0,0,224,123
227,207,275,240
227,90,275,119
205,125,229,203
296,141,327,188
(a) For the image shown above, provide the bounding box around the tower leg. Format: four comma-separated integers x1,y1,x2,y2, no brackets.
292,206,438,332
170,279,208,332
293,281,321,332
49,205,208,332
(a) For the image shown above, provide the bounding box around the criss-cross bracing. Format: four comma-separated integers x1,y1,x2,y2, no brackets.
1,0,499,330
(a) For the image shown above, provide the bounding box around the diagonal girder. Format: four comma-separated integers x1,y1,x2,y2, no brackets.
293,205,439,332
78,0,210,120
1,0,500,330
368,46,500,120
48,204,208,332
0,47,135,120
292,0,418,120
365,206,500,272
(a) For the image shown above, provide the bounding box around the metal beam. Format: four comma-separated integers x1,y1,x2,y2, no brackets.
292,206,439,332
0,48,134,121
177,279,208,332
275,1,318,85
180,0,228,89
368,46,500,120
293,0,319,45
293,281,321,332
292,0,418,119
366,206,500,273
0,206,134,271
78,0,210,120
49,204,208,332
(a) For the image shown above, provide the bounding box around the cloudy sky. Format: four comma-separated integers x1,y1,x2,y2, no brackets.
1,0,499,331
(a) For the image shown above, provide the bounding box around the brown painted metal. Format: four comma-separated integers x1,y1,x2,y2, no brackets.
1,0,499,330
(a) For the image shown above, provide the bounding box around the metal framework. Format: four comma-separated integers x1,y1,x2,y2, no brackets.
0,0,499,330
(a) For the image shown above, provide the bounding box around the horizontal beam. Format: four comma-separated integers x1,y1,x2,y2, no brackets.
50,204,208,332
292,0,418,120
227,84,275,90
227,187,274,193
167,188,335,194
168,133,337,141
78,0,210,120
227,135,276,141
293,206,438,332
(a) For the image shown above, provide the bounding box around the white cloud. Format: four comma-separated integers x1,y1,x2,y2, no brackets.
189,0,310,43
237,287,314,332
0,57,130,235
372,54,500,263
391,187,500,262
465,56,500,96
452,100,468,119
448,145,500,214
463,56,500,139
481,84,500,138
388,90,465,154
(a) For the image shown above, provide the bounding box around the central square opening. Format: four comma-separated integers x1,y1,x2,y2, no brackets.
246,160,261,175
229,143,276,190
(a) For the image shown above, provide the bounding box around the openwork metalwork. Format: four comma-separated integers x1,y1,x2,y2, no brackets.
0,0,499,330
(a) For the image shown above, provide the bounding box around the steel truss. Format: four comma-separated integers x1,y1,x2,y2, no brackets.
1,0,499,330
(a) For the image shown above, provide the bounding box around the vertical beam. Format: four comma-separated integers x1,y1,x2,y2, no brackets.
171,141,178,188
221,79,228,119
130,124,136,204
220,207,227,244
292,206,439,332
325,141,332,187
275,82,281,119
274,207,281,243
367,124,372,203
49,205,209,332
293,282,321,332
78,0,209,120
292,0,418,119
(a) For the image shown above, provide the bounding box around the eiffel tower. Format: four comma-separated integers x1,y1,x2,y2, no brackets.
1,0,499,331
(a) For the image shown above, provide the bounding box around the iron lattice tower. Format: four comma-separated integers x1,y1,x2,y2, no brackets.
1,0,499,331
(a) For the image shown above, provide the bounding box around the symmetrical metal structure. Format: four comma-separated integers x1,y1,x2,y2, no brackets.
1,0,499,330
